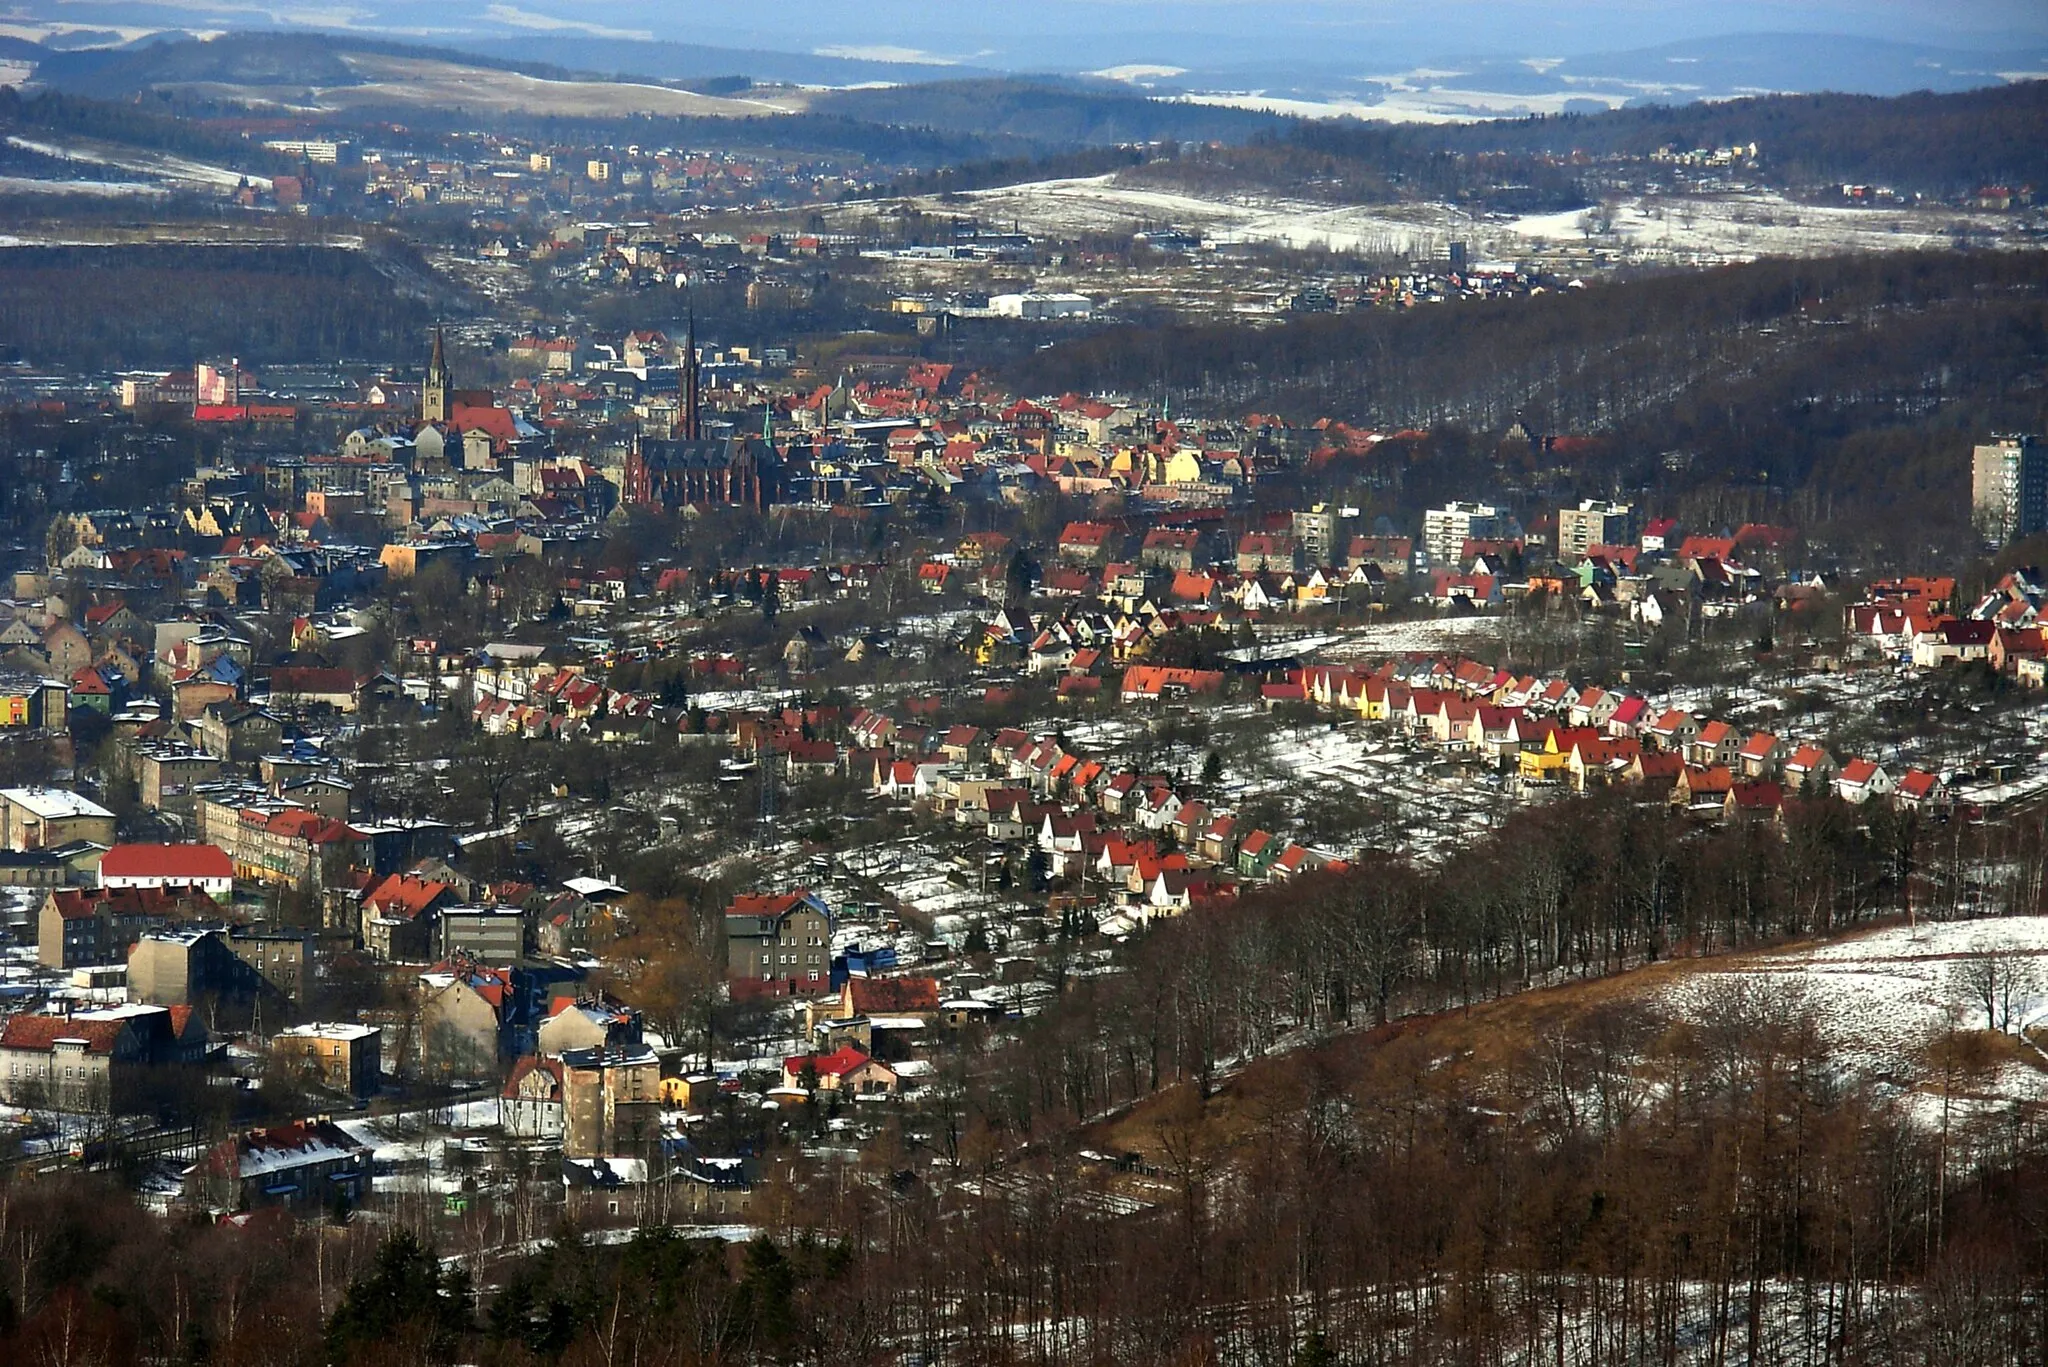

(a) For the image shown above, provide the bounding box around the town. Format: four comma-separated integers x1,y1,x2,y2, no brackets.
0,316,2042,1220
1,20,2047,1367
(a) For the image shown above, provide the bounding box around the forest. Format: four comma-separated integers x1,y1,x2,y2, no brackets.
4,790,2047,1365
1012,250,2048,560
0,243,440,369
865,77,2048,210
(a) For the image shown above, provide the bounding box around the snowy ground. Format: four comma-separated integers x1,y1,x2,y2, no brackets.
1655,917,2048,1104
5,134,271,192
865,174,2028,266
1503,191,2008,262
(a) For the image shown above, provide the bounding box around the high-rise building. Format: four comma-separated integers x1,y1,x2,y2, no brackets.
1557,499,1637,559
1423,501,1507,568
1972,436,2047,544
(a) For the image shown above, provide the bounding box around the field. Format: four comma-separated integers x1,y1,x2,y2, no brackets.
891,172,2024,264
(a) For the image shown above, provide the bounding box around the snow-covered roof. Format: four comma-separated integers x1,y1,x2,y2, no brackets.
0,787,113,820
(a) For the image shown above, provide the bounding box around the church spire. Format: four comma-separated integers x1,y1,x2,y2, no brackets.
422,324,450,424
683,301,701,442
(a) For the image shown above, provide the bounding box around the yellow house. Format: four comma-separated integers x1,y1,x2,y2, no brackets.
1157,448,1205,485
1518,731,1573,784
0,686,29,727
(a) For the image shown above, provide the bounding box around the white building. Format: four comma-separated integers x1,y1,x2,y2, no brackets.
1423,502,1509,568
989,292,1093,320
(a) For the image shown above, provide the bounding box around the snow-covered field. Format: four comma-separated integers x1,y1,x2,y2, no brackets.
882,174,2025,265
5,134,270,193
1319,615,1517,659
1656,917,2048,1103
1504,191,2003,261
921,174,1462,257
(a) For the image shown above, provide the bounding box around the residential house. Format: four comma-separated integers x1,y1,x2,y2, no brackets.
1,787,116,852
184,1120,372,1213
781,1044,898,1097
561,1044,662,1158
98,844,233,902
272,1023,382,1098
724,889,833,999
501,1055,566,1139
1835,759,1894,805
1737,732,1786,779
39,886,198,969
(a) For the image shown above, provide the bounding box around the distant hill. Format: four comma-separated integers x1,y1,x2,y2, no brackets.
1406,78,2048,193
809,78,1284,148
27,30,575,99
1011,251,2048,557
450,34,1002,89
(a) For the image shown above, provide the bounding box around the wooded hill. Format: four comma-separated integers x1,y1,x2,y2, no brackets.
905,78,2048,206
1013,251,2048,559
0,242,440,368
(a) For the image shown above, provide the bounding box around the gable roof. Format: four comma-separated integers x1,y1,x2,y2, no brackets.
100,844,232,882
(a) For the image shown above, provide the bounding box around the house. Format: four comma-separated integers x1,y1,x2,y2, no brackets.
359,873,455,961
1,787,116,852
1835,758,1894,805
1783,745,1838,794
1140,526,1204,571
0,1005,204,1111
1120,666,1226,702
438,904,526,962
561,1044,662,1158
1737,731,1786,779
1671,765,1735,811
808,975,942,1033
1912,619,1994,669
39,886,199,969
128,927,285,1007
1237,829,1279,878
724,889,833,999
98,844,233,901
1057,521,1116,565
418,961,515,1078
184,1120,372,1213
1236,532,1299,574
264,666,358,712
501,1055,566,1139
1644,710,1700,752
272,1023,382,1098
1723,781,1785,822
781,1044,898,1096
537,994,643,1057
1687,721,1742,770
1895,769,1944,811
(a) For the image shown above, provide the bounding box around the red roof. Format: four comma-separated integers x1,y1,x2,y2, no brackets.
100,844,232,882
847,976,940,1013
365,873,450,920
784,1044,878,1078
0,1014,127,1054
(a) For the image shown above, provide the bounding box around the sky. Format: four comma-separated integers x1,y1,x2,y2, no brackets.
8,0,2046,73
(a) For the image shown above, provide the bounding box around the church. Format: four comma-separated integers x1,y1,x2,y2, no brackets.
619,309,783,511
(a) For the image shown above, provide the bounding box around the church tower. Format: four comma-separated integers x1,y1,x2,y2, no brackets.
682,306,701,441
422,325,450,424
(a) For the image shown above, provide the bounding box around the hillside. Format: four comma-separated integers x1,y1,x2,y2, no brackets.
0,241,444,367
26,31,807,119
809,78,1285,148
1012,251,2048,556
1092,914,2048,1163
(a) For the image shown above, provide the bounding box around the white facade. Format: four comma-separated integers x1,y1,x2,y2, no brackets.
989,292,1093,320
1423,502,1507,567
